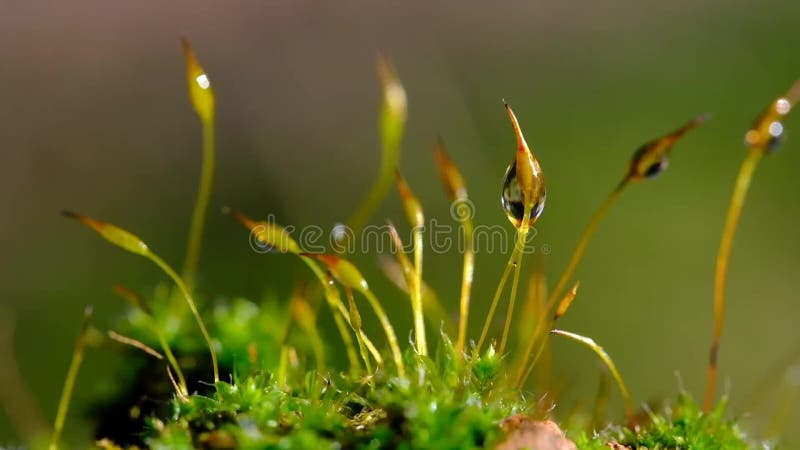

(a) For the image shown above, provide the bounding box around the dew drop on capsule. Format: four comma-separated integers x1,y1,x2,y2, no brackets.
501,162,546,228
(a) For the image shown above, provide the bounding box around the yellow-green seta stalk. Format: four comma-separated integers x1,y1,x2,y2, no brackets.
180,37,216,289
515,113,709,387
705,80,800,411
474,103,546,358
433,140,474,359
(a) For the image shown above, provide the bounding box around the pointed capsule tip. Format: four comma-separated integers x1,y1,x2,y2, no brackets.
61,210,95,228
394,170,410,195
222,208,256,229
504,103,529,155
696,112,713,124
61,210,79,220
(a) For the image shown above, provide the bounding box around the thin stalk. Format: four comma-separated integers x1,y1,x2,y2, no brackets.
153,327,188,396
499,220,531,354
516,289,566,388
432,141,473,358
509,265,549,387
474,253,515,357
107,330,164,360
475,204,531,358
112,285,188,395
411,225,427,356
548,181,626,306
150,253,219,383
182,121,215,288
299,256,382,365
515,183,625,385
165,367,187,402
550,329,633,422
276,301,298,386
455,220,475,358
362,290,406,377
704,148,763,411
49,307,93,450
332,310,362,376
517,329,549,388
276,346,290,387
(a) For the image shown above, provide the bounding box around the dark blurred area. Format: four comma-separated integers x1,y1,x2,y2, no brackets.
1,0,799,446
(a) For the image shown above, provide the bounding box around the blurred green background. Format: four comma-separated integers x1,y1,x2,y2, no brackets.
1,0,799,446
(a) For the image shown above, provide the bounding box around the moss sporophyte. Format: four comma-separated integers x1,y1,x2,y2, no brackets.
13,38,795,448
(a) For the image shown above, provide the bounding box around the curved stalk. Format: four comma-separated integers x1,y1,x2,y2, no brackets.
112,285,188,395
149,253,219,383
550,329,633,422
299,256,382,366
362,290,406,377
704,148,763,411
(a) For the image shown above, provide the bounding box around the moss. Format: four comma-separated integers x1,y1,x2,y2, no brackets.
42,39,796,450
140,333,527,449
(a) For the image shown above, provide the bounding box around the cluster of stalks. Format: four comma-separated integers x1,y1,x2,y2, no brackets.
41,37,799,450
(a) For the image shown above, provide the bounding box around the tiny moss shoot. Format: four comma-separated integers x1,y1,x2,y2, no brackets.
705,79,800,411
180,37,216,289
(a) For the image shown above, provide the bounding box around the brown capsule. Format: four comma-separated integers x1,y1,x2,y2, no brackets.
501,104,546,228
433,139,468,201
394,171,425,230
745,80,800,152
625,113,710,181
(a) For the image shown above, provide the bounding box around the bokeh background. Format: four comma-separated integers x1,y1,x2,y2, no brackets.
1,0,799,446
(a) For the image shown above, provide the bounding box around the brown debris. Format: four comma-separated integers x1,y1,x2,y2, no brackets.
496,415,577,450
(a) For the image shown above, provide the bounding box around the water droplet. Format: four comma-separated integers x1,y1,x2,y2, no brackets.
195,73,210,90
501,162,546,228
776,98,792,115
628,143,669,179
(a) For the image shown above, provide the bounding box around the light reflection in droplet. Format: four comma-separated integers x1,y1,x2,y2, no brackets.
332,223,347,242
776,98,791,115
768,121,783,137
196,73,210,89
